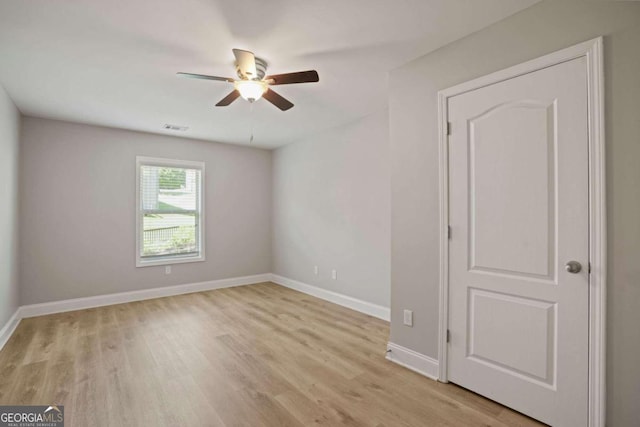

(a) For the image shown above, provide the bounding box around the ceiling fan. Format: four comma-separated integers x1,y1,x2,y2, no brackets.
177,49,319,111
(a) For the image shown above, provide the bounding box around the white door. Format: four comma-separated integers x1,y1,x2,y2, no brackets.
447,57,589,426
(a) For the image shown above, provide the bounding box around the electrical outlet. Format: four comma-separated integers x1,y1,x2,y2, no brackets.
314,265,319,275
331,269,337,280
165,265,172,275
403,309,413,327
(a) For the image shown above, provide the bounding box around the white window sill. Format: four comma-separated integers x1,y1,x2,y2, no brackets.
136,254,205,268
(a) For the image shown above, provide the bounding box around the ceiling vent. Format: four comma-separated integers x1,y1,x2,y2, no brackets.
163,124,188,131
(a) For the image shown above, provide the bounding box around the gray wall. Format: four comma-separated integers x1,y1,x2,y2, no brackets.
389,1,640,425
272,110,390,308
19,117,272,305
0,85,20,326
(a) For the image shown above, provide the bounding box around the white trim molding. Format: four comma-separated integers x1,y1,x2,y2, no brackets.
437,37,606,427
0,309,21,352
270,274,390,321
19,273,271,318
386,342,439,380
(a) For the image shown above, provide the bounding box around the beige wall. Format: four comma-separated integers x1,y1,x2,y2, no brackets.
272,110,390,308
0,85,20,327
19,117,272,305
389,1,640,425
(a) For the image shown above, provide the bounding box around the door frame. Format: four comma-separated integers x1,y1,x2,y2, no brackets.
437,37,606,427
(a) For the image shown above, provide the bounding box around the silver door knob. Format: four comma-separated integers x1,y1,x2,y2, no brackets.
565,261,582,274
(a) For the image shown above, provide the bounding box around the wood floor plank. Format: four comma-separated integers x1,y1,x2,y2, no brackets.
0,282,544,426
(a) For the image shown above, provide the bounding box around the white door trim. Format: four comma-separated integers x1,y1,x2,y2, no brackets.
437,37,606,427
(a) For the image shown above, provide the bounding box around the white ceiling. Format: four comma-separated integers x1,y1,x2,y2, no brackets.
0,0,538,148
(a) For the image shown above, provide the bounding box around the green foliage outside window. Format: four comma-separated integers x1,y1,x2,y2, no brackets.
159,167,186,190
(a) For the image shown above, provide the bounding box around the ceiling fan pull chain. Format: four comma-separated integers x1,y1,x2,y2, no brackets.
249,102,255,144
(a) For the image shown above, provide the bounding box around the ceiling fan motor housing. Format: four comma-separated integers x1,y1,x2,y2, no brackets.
237,57,268,80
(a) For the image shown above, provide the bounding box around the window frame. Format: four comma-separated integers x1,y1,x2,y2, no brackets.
135,156,206,267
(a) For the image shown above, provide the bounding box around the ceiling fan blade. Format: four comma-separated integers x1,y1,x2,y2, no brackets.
266,70,319,85
232,49,257,79
177,72,234,83
215,90,241,107
262,88,294,111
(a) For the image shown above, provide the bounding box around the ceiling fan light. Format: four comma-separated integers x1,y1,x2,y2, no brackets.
234,80,267,102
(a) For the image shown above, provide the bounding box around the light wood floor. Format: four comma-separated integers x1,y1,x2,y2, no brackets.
0,282,544,426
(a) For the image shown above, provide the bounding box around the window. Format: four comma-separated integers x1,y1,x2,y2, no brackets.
136,157,205,267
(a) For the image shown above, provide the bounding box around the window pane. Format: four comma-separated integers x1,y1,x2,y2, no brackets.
142,213,197,257
141,165,199,212
140,164,201,259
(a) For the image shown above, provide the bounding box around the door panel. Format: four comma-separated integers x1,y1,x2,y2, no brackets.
469,101,556,279
467,288,556,386
448,57,589,426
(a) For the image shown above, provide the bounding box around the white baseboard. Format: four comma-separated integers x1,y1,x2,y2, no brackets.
386,342,439,380
270,274,390,321
18,273,272,319
0,309,21,352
